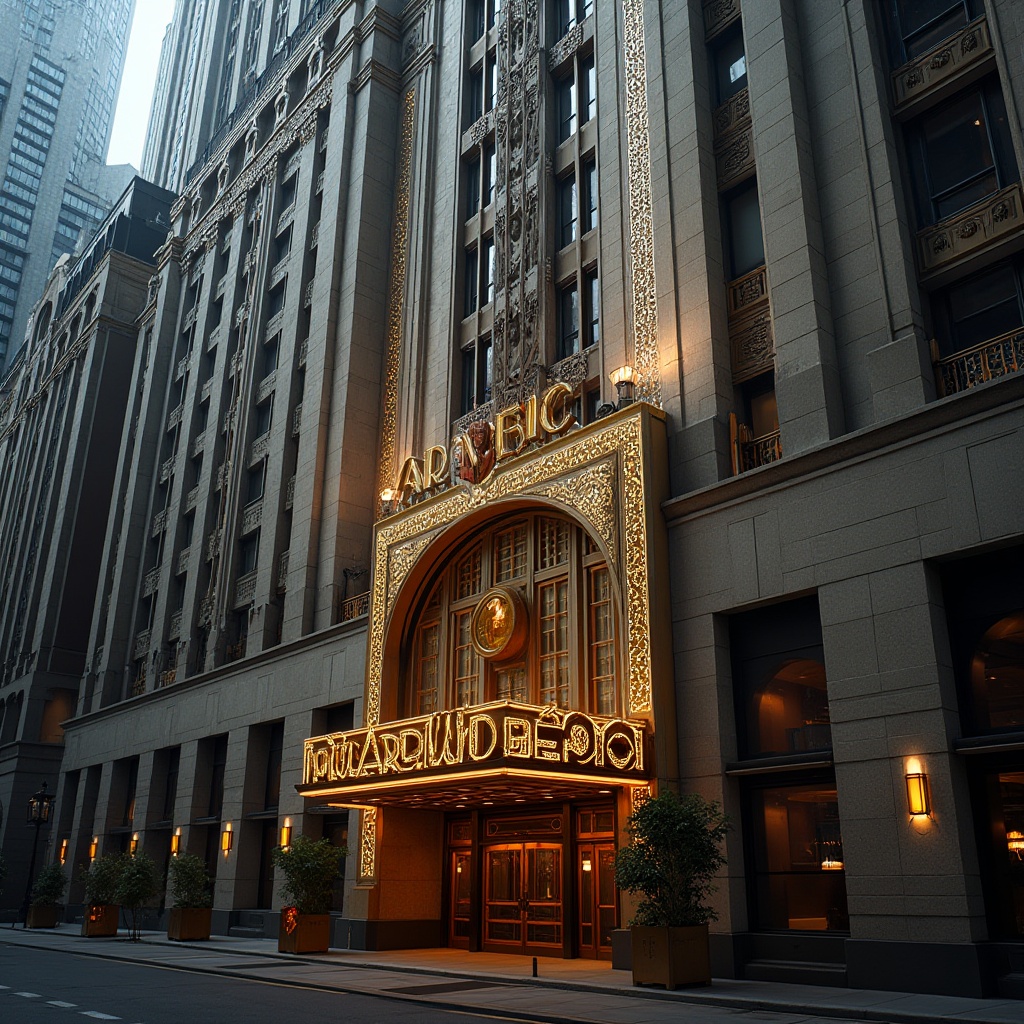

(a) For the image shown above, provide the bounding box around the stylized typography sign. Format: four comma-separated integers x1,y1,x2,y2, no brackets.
301,701,647,789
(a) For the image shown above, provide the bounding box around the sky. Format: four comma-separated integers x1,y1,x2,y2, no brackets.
106,0,178,168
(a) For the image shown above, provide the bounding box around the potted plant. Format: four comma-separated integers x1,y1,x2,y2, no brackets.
116,851,161,941
614,790,730,989
80,853,123,937
27,862,67,928
167,853,213,941
272,834,345,953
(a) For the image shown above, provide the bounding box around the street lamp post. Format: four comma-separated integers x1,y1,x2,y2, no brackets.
16,781,54,928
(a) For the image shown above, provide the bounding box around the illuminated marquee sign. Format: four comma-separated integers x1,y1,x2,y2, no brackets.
301,701,647,791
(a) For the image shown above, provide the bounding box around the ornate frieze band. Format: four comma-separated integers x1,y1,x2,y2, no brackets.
622,0,662,407
375,87,417,518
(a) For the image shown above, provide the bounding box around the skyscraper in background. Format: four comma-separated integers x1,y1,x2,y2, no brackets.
0,0,136,373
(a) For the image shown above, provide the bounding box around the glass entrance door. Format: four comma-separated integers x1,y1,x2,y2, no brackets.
484,843,563,954
578,843,616,959
449,849,472,948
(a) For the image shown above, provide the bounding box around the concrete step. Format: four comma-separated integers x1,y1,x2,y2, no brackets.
744,959,848,987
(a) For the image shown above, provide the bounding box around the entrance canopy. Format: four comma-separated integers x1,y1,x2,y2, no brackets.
298,700,649,810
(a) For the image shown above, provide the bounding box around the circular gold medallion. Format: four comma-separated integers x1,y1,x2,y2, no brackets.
471,586,527,660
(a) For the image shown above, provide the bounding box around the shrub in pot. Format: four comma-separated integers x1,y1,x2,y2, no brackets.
614,790,729,989
116,851,161,941
167,854,213,941
79,854,123,937
272,835,345,953
27,862,67,928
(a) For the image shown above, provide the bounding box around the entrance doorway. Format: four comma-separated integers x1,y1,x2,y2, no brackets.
483,843,562,954
577,843,616,960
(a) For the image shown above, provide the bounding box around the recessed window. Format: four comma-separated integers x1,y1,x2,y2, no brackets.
481,237,495,306
906,83,1016,226
254,397,273,437
557,76,576,143
581,54,596,125
558,174,577,249
887,0,972,63
557,280,580,360
934,258,1024,358
582,157,597,233
467,64,485,126
466,154,481,217
724,180,765,279
239,533,259,575
246,463,265,504
464,246,479,317
584,269,600,348
712,25,747,105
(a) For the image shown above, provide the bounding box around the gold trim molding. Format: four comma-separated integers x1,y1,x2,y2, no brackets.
375,88,417,517
622,0,662,408
365,406,662,730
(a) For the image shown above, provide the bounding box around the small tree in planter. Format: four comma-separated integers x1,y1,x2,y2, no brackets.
167,854,213,941
28,862,67,928
615,790,730,989
272,835,345,953
80,854,123,937
116,851,161,941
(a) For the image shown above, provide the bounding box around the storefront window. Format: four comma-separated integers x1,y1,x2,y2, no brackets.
748,782,849,932
745,658,831,758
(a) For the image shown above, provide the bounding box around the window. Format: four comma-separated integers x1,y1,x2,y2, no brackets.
240,533,259,574
557,77,576,143
254,397,273,437
402,513,617,717
711,25,747,105
905,82,1016,227
933,257,1024,358
263,335,279,374
467,64,485,126
558,174,577,249
584,269,600,347
581,54,596,125
582,158,598,233
267,282,285,317
460,337,492,414
246,463,265,504
557,281,580,359
485,143,497,206
886,0,972,63
466,154,481,217
481,237,495,306
464,246,479,317
724,180,765,279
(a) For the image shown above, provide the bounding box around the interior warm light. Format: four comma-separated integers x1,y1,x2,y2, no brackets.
279,817,292,850
221,822,233,853
1008,831,1024,857
905,760,930,817
58,838,68,865
820,856,844,871
88,836,98,861
170,827,181,856
582,856,593,873
129,832,140,856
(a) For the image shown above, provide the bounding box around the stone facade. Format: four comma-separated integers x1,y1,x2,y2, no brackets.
0,0,1021,997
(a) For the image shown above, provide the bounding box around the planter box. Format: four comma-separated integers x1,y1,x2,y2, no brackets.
168,907,213,941
278,910,330,954
26,905,59,929
631,924,711,989
82,904,120,937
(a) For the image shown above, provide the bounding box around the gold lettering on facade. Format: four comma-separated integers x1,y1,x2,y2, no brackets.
539,382,574,435
397,457,424,501
423,445,449,489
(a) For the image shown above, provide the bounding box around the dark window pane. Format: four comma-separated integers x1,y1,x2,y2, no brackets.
557,77,576,143
713,28,747,104
461,348,475,414
940,262,1023,355
486,144,497,206
896,0,970,58
920,93,995,217
558,282,579,359
466,155,481,217
558,174,577,249
478,337,492,403
582,54,596,124
585,269,599,346
464,247,478,317
726,182,764,278
481,237,495,305
583,158,598,233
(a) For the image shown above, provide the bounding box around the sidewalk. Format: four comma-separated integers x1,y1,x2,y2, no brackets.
3,924,1023,1024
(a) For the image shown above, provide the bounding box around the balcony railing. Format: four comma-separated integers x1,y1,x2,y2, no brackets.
234,569,258,607
340,591,371,622
933,328,1024,397
730,413,783,475
143,566,162,597
168,609,183,640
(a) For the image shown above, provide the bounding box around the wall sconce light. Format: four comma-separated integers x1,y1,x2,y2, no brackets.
129,832,140,856
608,365,636,407
380,488,396,516
1008,831,1024,859
170,827,181,857
88,836,98,861
905,759,930,817
456,861,463,875
279,817,292,850
59,838,68,865
582,856,593,873
221,822,233,853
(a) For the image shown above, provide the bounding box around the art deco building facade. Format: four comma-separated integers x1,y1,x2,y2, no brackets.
0,0,137,373
1,0,1022,999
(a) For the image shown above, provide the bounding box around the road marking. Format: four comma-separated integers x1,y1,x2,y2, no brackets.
14,991,41,997
49,1000,79,1007
80,1014,121,1020
0,985,9,990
